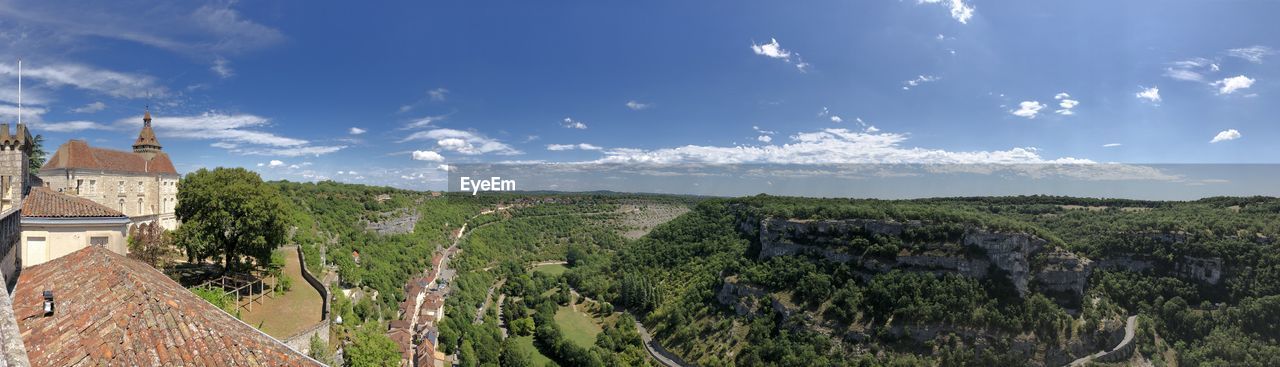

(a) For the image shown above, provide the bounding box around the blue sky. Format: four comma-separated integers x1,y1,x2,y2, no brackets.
0,0,1276,190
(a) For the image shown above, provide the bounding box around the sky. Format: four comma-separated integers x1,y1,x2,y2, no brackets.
0,0,1276,192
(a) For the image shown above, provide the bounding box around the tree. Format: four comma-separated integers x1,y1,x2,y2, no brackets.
175,168,287,272
307,334,332,365
346,326,400,367
27,134,44,172
500,338,533,367
128,221,175,269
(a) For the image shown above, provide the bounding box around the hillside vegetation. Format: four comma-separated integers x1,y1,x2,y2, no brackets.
273,182,1280,366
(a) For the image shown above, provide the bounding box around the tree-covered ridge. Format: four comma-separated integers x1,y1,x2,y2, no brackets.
578,195,1280,366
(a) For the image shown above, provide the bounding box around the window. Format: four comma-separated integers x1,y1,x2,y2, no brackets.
89,180,97,194
90,237,108,248
118,181,125,194
76,179,83,193
119,198,125,212
138,198,144,213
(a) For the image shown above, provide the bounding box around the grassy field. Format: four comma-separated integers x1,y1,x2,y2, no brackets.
554,305,602,348
533,263,568,276
510,335,556,366
239,247,324,338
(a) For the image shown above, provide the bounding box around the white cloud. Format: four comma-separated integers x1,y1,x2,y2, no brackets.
428,88,448,101
412,150,445,162
402,114,446,130
1212,75,1255,94
1227,46,1274,64
71,101,105,113
240,146,346,157
548,143,603,151
751,38,809,72
399,128,521,155
1054,92,1079,115
211,56,233,78
561,117,588,129
751,38,792,60
268,160,285,167
830,115,843,123
1103,143,1122,148
1136,86,1161,103
29,120,110,132
757,135,773,143
625,100,650,110
593,128,1090,165
1164,58,1214,82
0,62,166,99
1010,101,1045,119
349,127,366,135
919,0,975,24
115,111,346,157
1210,129,1241,143
902,75,939,90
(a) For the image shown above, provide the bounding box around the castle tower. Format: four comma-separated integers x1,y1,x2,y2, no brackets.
132,108,162,160
0,123,32,212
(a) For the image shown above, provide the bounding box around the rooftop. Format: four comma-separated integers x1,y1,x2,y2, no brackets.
11,247,321,366
41,140,177,175
21,187,126,218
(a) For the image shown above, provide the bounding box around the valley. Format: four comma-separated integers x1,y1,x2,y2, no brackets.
278,182,1280,367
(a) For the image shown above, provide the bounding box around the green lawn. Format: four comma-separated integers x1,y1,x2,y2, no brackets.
533,263,568,276
510,335,556,366
554,305,602,349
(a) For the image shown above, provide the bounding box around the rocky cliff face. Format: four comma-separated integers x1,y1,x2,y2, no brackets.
750,217,1227,301
755,217,1068,297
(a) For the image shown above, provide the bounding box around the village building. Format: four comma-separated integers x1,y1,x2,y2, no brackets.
19,187,129,267
37,110,180,230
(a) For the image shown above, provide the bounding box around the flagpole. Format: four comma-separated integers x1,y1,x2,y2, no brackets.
17,59,20,125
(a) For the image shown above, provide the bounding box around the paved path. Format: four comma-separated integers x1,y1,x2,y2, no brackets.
1067,315,1138,367
635,320,688,367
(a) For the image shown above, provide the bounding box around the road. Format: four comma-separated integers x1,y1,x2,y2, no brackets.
1067,315,1138,367
473,278,505,324
635,319,688,367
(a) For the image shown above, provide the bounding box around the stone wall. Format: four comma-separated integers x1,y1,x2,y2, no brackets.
0,204,28,366
283,246,330,356
295,246,330,321
282,320,330,356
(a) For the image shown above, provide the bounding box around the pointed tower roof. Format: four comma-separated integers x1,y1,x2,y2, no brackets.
132,107,162,152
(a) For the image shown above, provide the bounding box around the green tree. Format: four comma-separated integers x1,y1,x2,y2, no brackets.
459,339,478,367
307,334,332,365
127,221,175,269
175,168,287,272
27,134,44,172
500,339,533,367
346,326,400,367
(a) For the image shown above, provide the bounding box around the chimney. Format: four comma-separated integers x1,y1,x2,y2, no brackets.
42,290,54,316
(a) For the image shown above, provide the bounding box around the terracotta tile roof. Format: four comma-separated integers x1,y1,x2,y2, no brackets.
21,187,126,218
134,125,160,148
12,247,322,367
40,140,178,175
387,324,414,362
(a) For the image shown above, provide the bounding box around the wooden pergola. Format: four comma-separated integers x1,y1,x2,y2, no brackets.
196,273,275,312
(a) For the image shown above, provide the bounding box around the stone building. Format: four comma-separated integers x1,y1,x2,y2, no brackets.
0,124,35,214
37,110,179,229
19,187,129,267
